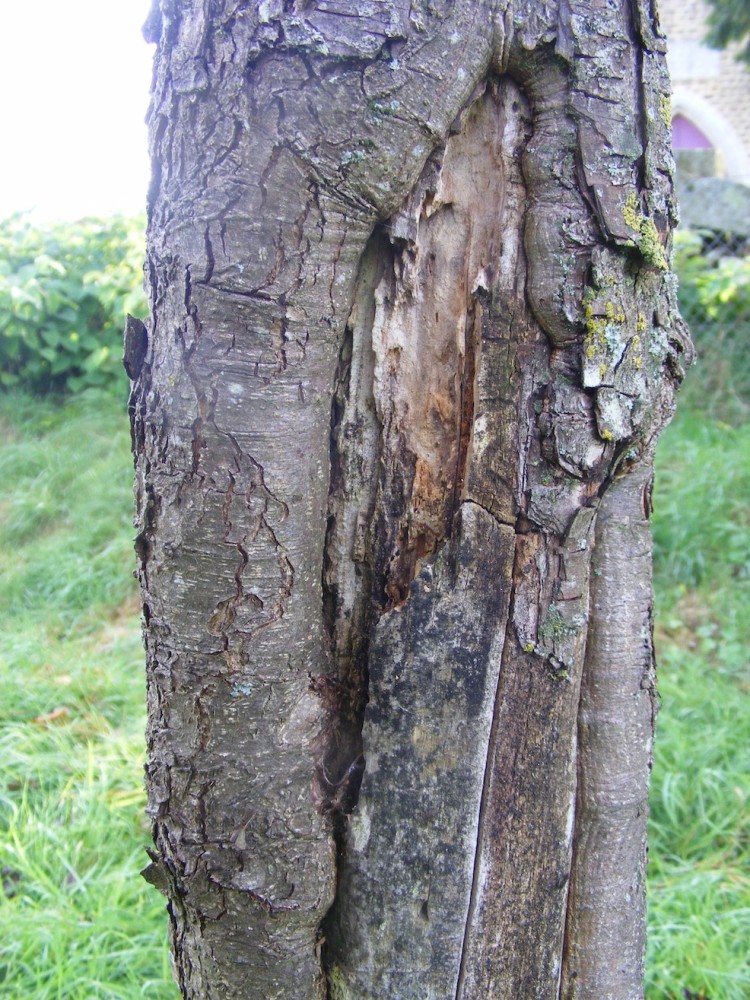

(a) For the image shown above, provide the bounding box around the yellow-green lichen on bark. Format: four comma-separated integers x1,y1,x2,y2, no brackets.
623,192,668,271
658,93,672,128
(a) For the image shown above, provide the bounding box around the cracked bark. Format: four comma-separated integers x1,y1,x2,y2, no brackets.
132,2,692,998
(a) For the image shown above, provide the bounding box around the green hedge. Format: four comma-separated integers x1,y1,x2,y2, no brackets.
0,214,147,394
674,229,750,420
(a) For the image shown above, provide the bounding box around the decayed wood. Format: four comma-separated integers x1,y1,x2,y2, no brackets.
132,2,692,997
323,83,525,997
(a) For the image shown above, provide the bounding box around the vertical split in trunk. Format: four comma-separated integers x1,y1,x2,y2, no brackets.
317,234,387,818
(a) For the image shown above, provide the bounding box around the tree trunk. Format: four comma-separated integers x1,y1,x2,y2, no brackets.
130,2,692,997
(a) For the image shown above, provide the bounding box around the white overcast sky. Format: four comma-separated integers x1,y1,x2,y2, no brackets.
0,0,154,221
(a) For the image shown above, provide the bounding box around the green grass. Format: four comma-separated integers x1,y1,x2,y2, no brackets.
0,361,747,998
646,407,750,998
0,389,174,998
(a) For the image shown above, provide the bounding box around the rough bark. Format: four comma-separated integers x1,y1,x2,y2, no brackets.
560,461,657,1000
131,2,692,998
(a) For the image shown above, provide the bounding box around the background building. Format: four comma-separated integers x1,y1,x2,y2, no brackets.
659,0,750,232
660,0,750,182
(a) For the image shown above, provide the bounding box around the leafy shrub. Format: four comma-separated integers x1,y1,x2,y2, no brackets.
0,214,147,394
674,229,750,421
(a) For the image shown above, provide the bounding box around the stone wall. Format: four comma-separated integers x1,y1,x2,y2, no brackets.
659,0,750,184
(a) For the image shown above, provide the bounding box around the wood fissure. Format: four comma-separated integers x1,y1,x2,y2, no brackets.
317,235,386,815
